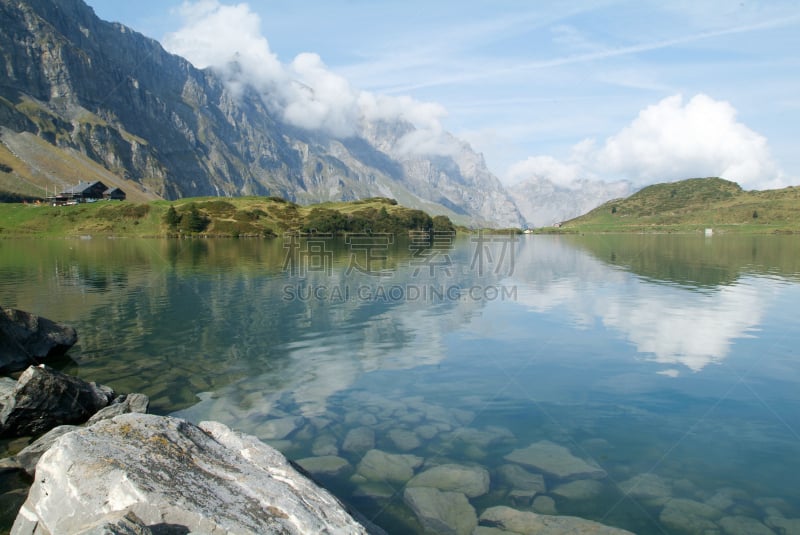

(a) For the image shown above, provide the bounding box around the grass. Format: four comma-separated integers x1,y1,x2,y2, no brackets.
0,196,455,238
548,177,800,234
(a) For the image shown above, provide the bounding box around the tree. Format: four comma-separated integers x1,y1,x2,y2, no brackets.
752,210,758,219
611,206,617,214
164,205,180,228
179,204,208,233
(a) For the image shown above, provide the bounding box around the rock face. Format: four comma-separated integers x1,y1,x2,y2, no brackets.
504,440,607,480
0,365,113,437
0,308,77,373
0,0,523,227
12,414,370,534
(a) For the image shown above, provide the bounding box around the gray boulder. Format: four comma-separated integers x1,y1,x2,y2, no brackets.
0,425,79,476
0,365,114,437
0,308,77,373
355,449,422,483
12,413,370,534
86,394,149,425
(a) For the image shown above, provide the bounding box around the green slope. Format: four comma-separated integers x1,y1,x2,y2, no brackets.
559,177,800,233
0,196,455,238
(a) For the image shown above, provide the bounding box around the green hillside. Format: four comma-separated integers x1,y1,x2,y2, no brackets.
558,177,800,233
0,197,455,238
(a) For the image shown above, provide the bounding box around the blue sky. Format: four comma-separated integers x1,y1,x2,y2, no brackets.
86,1,799,189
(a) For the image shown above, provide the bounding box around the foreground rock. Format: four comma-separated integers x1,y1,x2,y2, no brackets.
504,440,606,480
12,414,371,534
0,308,77,373
478,506,635,534
0,365,113,437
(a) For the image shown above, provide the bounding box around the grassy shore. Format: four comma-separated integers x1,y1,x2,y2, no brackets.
0,196,455,238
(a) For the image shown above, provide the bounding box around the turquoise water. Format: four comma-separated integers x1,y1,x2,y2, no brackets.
1,235,799,534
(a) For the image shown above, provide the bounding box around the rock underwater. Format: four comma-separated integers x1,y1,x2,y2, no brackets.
11,413,373,534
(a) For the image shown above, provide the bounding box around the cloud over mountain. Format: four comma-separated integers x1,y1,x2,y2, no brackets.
508,94,788,190
163,1,457,156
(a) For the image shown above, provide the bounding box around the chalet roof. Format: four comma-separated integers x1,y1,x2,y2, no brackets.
62,181,106,195
103,187,124,194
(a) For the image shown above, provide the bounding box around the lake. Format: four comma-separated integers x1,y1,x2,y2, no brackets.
1,234,799,534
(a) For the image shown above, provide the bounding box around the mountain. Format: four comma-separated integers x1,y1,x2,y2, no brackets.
0,0,523,227
508,176,634,227
561,177,800,232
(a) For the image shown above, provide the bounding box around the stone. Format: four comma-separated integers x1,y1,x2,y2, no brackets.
255,416,302,440
403,487,477,535
414,424,439,440
0,365,114,438
311,433,339,456
504,440,606,480
496,464,546,493
86,394,150,425
0,377,17,401
532,496,557,515
387,428,420,451
766,516,800,534
343,427,375,454
74,510,153,534
719,516,775,535
618,473,672,502
356,449,423,483
295,456,352,477
4,425,79,476
478,506,634,534
508,489,537,507
406,463,490,498
352,482,397,500
552,479,605,500
0,308,77,373
11,414,369,534
660,498,723,534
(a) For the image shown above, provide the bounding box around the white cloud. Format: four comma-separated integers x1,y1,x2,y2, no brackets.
508,94,789,190
163,1,454,154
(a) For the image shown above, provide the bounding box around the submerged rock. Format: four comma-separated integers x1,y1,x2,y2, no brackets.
532,496,558,515
11,414,370,534
343,427,375,454
504,440,606,480
406,463,490,498
403,486,477,535
355,449,422,483
0,308,77,373
552,479,605,500
719,515,775,535
496,464,546,494
0,365,114,438
478,506,634,534
387,428,421,451
618,473,672,503
296,455,352,477
659,498,723,534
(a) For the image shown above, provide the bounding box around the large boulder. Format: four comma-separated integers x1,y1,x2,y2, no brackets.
406,463,491,498
403,486,477,535
0,365,114,438
478,506,635,534
12,414,371,534
0,308,77,373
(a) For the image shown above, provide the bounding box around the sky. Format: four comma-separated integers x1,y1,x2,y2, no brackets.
85,1,800,190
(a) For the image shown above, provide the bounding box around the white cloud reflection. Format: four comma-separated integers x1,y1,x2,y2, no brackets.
511,237,771,374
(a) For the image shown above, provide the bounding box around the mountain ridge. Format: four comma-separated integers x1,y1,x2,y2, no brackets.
0,0,523,227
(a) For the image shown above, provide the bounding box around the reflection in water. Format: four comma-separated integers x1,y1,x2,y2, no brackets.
1,236,799,534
